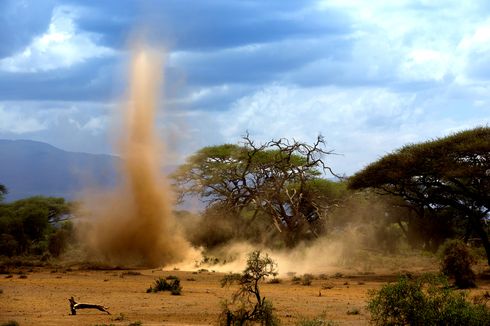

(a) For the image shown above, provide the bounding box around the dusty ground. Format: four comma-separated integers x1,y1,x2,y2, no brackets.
1,263,489,326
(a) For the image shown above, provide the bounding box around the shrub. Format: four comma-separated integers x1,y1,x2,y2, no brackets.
113,313,125,321
346,308,360,315
301,274,314,286
439,239,477,288
128,322,142,326
367,274,490,325
147,277,182,295
219,250,279,326
120,271,141,277
1,321,20,326
268,277,281,284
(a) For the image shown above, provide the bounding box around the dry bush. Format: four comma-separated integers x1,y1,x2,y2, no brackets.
146,277,182,295
219,251,279,326
439,239,477,288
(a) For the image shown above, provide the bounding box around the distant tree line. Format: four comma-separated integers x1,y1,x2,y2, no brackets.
2,126,488,266
0,186,74,258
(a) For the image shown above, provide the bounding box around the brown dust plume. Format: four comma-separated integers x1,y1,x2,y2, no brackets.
79,48,190,267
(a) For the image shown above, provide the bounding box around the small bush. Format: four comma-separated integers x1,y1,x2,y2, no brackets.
346,308,360,315
440,239,477,288
147,277,182,295
113,313,125,321
120,271,141,277
1,321,20,326
128,322,142,326
367,274,490,325
219,250,279,326
268,277,281,284
170,279,182,295
301,274,313,286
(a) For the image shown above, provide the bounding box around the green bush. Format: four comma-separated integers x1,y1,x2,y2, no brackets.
367,274,490,325
439,239,477,288
146,277,182,295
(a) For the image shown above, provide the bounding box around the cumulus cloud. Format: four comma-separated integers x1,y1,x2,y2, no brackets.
0,5,116,73
0,0,488,172
212,84,487,175
0,105,47,134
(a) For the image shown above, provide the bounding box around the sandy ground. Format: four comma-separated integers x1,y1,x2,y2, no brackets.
1,266,489,326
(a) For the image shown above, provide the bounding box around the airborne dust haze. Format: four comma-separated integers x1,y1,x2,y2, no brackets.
77,46,414,273
79,47,191,267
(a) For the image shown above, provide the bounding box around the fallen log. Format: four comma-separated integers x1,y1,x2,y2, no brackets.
68,296,111,315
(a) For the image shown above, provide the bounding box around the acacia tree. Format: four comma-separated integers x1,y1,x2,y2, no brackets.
172,135,339,247
348,127,490,264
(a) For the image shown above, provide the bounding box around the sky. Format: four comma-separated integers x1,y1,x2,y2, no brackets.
0,0,489,176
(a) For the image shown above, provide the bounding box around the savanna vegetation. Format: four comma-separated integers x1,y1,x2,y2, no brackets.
0,186,74,260
348,127,490,264
173,134,343,248
1,127,489,325
174,127,490,264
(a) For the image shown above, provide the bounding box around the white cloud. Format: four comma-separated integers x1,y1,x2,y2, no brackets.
0,5,116,73
68,116,108,135
0,106,47,134
214,83,486,175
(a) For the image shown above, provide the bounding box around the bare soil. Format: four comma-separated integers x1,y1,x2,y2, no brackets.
1,266,489,325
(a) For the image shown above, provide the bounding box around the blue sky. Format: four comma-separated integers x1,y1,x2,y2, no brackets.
0,0,489,175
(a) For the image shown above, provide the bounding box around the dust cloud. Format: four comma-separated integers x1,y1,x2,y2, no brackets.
170,194,412,275
78,47,192,267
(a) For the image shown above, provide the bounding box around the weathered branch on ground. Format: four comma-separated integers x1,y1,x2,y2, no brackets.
68,297,111,315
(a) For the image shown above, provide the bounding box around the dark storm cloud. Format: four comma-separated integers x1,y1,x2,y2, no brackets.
0,58,122,101
72,0,351,51
0,0,355,100
0,0,56,58
168,35,352,87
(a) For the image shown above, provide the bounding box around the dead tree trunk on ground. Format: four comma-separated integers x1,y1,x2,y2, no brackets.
68,297,110,315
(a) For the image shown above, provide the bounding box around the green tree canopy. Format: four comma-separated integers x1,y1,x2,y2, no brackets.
173,135,341,247
0,196,70,256
348,127,490,263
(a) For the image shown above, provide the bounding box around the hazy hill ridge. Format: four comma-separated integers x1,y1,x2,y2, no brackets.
0,139,118,201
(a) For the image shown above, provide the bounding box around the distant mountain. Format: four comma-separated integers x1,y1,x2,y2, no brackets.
0,139,119,201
